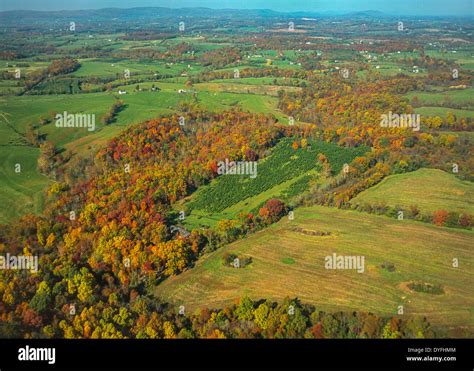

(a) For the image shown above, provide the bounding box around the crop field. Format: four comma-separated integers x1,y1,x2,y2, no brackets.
184,139,366,222
181,170,320,229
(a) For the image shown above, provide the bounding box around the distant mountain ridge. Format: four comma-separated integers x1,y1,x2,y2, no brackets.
0,6,469,25
0,7,391,18
0,7,282,18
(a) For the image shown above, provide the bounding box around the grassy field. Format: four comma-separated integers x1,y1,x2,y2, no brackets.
210,77,305,86
156,205,474,332
0,94,116,146
417,106,474,119
72,59,203,78
0,84,286,147
0,146,52,224
351,168,474,215
426,49,474,70
406,88,474,109
195,82,301,96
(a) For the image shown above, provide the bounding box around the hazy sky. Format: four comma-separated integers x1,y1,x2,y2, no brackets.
0,0,472,16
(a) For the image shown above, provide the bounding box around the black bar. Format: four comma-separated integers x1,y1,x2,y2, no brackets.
0,339,472,370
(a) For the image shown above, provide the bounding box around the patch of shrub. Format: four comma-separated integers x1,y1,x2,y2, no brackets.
381,262,396,272
222,252,252,268
408,282,444,295
291,226,331,236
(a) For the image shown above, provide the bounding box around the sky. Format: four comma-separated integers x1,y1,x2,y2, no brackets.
0,0,472,16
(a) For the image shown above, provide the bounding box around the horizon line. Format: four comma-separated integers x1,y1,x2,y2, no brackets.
0,6,473,18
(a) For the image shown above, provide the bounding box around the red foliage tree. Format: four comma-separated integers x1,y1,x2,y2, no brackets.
432,210,449,226
259,198,287,223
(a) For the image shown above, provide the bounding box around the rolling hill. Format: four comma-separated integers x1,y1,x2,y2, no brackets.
351,168,474,215
156,205,474,333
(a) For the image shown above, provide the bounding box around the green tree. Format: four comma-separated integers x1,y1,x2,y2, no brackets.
235,296,254,321
29,281,52,313
254,303,271,330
